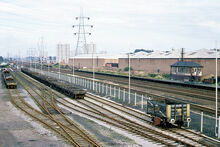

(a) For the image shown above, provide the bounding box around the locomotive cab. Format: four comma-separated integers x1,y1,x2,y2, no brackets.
166,102,191,127
147,99,190,127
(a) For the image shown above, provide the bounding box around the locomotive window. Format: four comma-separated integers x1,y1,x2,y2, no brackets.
155,105,160,112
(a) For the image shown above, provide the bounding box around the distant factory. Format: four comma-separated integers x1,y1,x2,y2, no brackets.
67,48,220,77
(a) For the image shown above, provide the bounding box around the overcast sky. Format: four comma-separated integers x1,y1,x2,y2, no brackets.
0,0,220,57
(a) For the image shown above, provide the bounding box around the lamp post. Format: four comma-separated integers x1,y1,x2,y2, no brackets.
92,44,95,91
215,41,219,137
72,56,74,76
128,53,131,104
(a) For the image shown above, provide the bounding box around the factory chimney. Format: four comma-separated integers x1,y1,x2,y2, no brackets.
181,48,184,62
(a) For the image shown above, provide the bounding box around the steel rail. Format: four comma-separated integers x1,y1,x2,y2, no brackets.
13,72,99,147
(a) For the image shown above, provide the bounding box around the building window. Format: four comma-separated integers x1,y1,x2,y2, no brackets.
172,67,177,73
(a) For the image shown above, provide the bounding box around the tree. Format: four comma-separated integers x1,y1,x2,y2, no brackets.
124,66,133,71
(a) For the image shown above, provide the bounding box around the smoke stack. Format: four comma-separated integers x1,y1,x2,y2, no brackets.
181,48,184,62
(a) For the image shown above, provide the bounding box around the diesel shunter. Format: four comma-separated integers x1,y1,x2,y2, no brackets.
2,69,17,89
147,99,191,127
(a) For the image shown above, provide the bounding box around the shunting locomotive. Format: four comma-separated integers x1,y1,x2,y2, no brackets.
2,68,17,89
147,99,191,127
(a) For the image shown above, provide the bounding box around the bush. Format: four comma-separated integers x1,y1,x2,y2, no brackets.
154,75,164,79
162,73,171,79
124,66,133,71
118,69,122,72
148,73,157,78
65,65,69,69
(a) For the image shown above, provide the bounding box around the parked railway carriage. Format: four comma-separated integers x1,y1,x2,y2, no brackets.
2,69,17,89
147,99,190,127
21,68,86,99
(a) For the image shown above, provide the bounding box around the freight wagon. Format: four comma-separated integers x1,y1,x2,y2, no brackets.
21,68,86,99
147,99,191,127
2,69,17,89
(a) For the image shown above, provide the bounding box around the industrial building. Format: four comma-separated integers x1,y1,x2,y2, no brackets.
56,44,70,64
69,54,124,69
119,48,220,76
68,48,220,77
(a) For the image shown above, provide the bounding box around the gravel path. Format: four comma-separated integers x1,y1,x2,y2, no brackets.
0,76,69,147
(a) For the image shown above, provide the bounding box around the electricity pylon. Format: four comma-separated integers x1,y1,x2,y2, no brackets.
72,10,93,56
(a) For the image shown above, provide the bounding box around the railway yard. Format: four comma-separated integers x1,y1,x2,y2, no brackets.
1,67,220,146
2,0,220,146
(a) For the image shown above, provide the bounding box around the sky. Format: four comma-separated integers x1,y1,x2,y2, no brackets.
0,0,220,57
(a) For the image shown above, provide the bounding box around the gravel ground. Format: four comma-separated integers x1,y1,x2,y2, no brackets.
59,98,161,147
0,73,161,147
0,76,69,147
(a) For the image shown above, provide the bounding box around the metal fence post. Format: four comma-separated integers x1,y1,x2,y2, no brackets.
129,92,130,104
84,79,86,87
141,94,143,109
123,89,125,102
134,92,136,106
200,111,203,132
114,86,116,97
106,84,108,95
218,116,220,139
110,85,112,96
146,97,148,113
118,87,120,99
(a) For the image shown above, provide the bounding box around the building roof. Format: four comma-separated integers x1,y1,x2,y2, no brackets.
129,48,220,59
69,53,126,59
171,61,203,67
68,48,219,59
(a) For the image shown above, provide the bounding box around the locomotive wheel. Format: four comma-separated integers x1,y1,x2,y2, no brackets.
176,121,184,127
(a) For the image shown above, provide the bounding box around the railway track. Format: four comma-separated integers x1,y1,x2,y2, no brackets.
47,67,220,100
46,68,220,114
84,93,220,146
11,72,100,147
19,70,220,146
55,94,211,146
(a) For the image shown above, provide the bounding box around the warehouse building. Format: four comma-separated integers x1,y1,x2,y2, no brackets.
68,48,220,77
119,48,220,76
69,54,124,69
